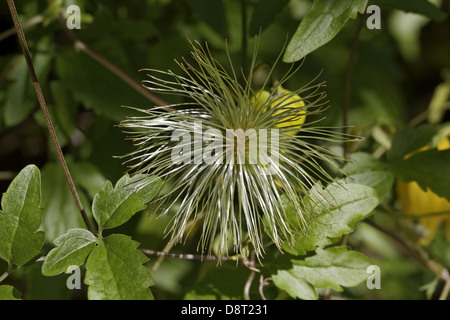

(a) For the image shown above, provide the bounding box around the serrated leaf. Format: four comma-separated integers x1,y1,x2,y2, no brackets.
371,0,447,21
272,247,372,300
84,234,153,300
283,0,367,62
343,152,394,201
283,182,378,255
0,165,45,267
92,174,161,231
42,228,97,277
0,285,22,300
249,0,290,36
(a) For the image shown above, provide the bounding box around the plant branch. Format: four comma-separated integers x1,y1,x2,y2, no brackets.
0,271,10,284
343,13,367,157
439,270,450,300
0,14,43,42
364,219,446,280
0,265,16,284
140,249,231,262
56,11,169,108
7,0,94,233
243,252,257,300
258,275,271,300
367,208,450,300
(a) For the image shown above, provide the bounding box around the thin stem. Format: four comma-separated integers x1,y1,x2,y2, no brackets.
0,14,43,42
398,210,450,219
258,276,271,300
7,0,94,233
140,249,231,262
0,265,15,284
343,13,367,157
0,271,9,283
244,269,256,300
439,270,450,300
364,219,445,279
0,171,16,181
241,0,248,74
150,241,175,274
56,11,169,108
243,252,256,300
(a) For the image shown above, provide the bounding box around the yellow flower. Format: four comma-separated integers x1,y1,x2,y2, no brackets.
251,86,306,136
396,137,450,245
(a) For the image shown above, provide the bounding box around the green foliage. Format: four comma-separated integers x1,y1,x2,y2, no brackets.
249,0,290,36
388,125,437,160
272,247,372,300
282,182,379,255
185,266,251,300
0,285,22,300
3,54,51,126
55,49,150,122
92,174,161,232
389,125,450,200
40,163,87,241
391,149,450,200
0,165,45,267
1,0,449,301
85,234,154,300
283,0,368,62
186,0,228,37
42,228,97,277
343,152,394,201
371,0,447,21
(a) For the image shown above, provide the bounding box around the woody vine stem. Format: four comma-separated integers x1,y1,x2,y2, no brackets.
5,0,251,273
6,0,94,233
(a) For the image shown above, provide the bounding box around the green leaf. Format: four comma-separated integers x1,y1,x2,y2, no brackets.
186,0,228,37
272,247,372,300
343,152,394,201
92,174,161,231
283,0,367,62
25,263,72,300
49,81,78,139
388,125,438,161
41,163,86,241
391,149,450,201
70,162,107,199
55,49,151,122
185,265,251,300
0,285,22,300
371,0,447,21
85,234,153,300
249,0,290,36
42,228,97,277
283,182,378,255
0,165,45,267
4,54,51,127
